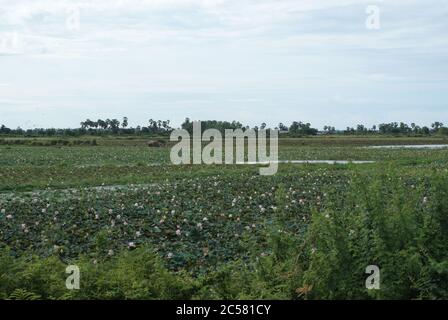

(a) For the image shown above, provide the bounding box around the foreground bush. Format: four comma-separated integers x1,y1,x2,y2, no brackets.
0,247,195,300
0,246,303,300
302,172,448,299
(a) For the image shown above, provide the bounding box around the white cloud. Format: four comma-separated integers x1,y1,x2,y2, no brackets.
1,0,446,58
0,0,447,128
0,0,376,57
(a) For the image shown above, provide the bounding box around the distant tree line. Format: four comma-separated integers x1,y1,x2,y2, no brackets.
1,118,447,137
79,117,172,135
181,118,245,134
341,122,447,136
0,117,173,137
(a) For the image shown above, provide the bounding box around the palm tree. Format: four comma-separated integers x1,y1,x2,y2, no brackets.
122,117,128,129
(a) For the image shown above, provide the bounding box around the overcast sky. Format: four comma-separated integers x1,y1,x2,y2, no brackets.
1,0,447,129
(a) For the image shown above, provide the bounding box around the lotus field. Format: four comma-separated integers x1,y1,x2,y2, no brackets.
1,137,448,299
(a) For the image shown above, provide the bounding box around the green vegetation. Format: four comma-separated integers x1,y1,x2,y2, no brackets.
1,136,448,299
1,118,448,137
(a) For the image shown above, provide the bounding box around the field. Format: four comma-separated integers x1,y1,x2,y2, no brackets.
1,136,448,299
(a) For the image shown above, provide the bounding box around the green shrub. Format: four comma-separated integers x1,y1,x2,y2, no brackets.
72,247,196,299
0,249,67,299
0,247,196,300
8,289,41,300
301,172,448,299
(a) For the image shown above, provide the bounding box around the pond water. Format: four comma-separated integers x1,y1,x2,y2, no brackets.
365,144,448,149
